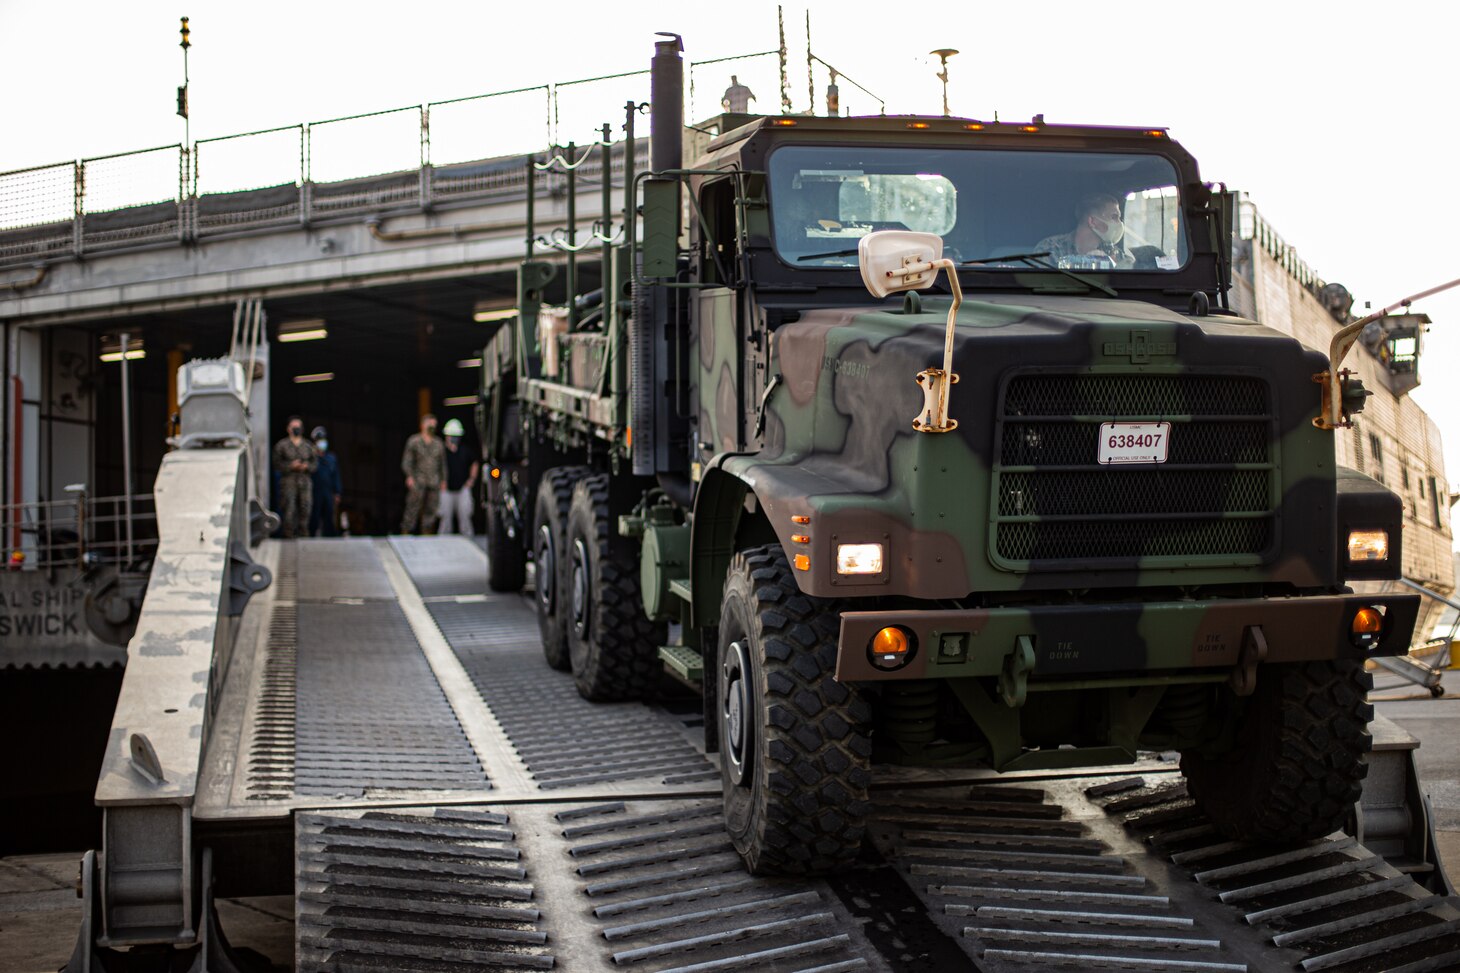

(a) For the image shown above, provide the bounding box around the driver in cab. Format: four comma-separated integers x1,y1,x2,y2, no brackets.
1035,193,1133,269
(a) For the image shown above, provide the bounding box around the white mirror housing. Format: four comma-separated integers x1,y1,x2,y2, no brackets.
858,230,946,299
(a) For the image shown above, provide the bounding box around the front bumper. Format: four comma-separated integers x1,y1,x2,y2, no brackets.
835,592,1420,682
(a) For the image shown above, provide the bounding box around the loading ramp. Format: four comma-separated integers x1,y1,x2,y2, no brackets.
66,467,1460,972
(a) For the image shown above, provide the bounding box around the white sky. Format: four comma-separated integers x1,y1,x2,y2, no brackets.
3,0,1459,470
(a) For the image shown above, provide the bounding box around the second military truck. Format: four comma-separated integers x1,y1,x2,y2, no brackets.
478,34,1418,875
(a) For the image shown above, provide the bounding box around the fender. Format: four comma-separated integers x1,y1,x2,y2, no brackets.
689,458,971,627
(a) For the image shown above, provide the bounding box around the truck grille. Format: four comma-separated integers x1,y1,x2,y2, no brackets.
991,372,1278,569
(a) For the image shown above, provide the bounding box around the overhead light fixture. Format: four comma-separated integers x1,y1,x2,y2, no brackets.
278,318,328,343
293,372,335,384
457,358,483,369
473,301,517,323
443,395,477,407
99,336,145,362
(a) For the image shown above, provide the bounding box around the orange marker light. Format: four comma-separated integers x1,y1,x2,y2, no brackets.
771,118,798,127
1353,607,1384,636
907,121,931,130
964,123,985,131
791,515,811,525
791,534,810,545
1144,129,1166,138
490,467,501,480
872,627,909,657
1019,124,1040,132
625,426,632,448
793,553,810,571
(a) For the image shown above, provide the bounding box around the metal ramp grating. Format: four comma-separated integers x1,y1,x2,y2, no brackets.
871,783,1251,972
390,534,486,597
294,600,487,796
296,537,396,601
246,601,297,799
557,798,871,972
438,596,715,790
296,806,553,972
1092,777,1460,973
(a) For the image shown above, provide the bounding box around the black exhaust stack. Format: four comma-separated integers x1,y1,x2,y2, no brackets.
650,33,683,174
632,33,690,484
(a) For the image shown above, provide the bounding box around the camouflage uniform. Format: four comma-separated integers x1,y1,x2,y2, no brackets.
1033,230,1133,268
400,432,445,534
272,436,318,538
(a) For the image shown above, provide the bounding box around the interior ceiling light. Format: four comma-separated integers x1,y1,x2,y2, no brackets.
457,358,483,369
293,372,334,384
99,337,145,362
473,301,517,323
278,318,328,342
443,395,477,407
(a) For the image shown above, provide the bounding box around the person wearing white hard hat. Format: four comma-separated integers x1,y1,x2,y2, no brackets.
439,417,481,536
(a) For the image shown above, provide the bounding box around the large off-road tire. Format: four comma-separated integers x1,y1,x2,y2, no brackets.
564,474,664,700
533,466,589,671
1182,660,1374,843
717,544,872,875
486,500,526,593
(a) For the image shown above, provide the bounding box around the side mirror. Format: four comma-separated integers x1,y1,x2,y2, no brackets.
858,230,945,299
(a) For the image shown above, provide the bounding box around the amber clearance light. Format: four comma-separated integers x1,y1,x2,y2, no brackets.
869,626,915,670
1351,606,1385,649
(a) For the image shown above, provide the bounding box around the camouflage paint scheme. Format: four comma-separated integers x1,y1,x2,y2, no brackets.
666,117,1416,700
485,111,1416,767
693,294,1415,682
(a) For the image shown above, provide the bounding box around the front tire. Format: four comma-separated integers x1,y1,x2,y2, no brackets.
717,544,872,875
564,474,663,700
1182,660,1374,843
533,467,588,671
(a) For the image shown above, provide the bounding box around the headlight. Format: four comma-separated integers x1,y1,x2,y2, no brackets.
836,542,884,575
1347,529,1389,562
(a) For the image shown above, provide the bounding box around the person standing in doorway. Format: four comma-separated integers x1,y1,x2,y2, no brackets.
272,416,317,539
309,425,342,537
439,418,480,536
400,413,445,534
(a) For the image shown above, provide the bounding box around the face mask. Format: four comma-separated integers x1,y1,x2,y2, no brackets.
425,426,437,436
316,440,328,451
289,427,302,437
1091,214,1124,246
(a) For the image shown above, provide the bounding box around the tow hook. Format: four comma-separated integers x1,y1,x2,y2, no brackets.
999,636,1037,707
1230,625,1268,696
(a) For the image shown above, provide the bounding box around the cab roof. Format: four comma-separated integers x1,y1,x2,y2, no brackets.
705,114,1173,153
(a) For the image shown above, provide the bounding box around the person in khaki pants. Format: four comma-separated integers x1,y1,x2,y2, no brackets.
438,418,480,536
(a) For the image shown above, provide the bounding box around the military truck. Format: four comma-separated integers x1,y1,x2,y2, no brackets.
478,34,1419,875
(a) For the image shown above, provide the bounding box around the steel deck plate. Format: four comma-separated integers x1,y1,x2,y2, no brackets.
296,537,396,602
391,534,488,597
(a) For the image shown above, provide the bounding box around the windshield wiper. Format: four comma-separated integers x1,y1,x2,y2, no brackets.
961,251,1053,265
797,247,860,261
961,252,1118,298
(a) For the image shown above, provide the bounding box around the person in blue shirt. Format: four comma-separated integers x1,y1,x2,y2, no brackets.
309,426,343,537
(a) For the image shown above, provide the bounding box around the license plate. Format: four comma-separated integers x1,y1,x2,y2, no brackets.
1097,422,1170,465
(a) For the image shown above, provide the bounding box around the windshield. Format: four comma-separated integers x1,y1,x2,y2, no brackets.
767,144,1188,272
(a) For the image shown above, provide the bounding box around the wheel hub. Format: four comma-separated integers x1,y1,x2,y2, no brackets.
570,538,590,640
722,640,752,786
535,524,556,614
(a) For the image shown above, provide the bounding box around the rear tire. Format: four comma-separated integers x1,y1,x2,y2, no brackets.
1182,660,1373,843
717,544,872,875
486,500,526,593
565,474,664,700
533,466,588,671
